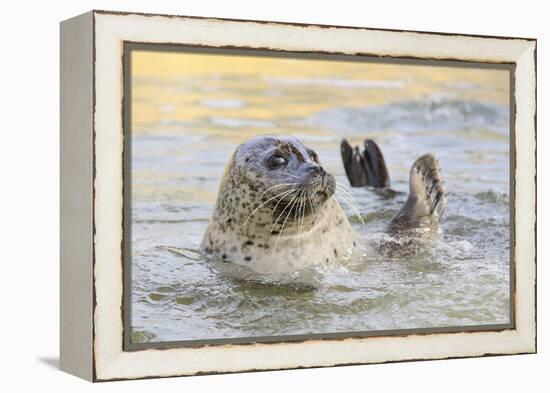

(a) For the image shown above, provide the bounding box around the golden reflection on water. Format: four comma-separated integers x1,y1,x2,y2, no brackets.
129,49,511,342
131,50,509,138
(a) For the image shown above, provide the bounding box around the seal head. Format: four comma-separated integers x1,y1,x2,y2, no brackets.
201,135,355,273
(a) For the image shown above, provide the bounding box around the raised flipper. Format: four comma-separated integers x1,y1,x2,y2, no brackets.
341,139,390,188
388,154,446,234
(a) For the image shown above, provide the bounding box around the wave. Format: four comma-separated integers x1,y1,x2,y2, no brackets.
304,97,509,134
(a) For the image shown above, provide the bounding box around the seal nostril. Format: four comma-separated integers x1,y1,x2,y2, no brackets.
306,165,325,176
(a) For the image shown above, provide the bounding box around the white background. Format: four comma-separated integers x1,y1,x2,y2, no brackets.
0,0,545,391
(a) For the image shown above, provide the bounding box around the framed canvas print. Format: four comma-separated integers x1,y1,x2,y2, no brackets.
60,10,537,382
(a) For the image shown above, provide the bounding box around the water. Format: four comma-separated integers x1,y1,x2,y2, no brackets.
129,52,510,343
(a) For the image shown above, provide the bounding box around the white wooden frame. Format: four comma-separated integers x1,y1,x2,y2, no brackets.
60,10,536,382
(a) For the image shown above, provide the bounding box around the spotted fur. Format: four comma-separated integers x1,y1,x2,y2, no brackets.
201,135,355,274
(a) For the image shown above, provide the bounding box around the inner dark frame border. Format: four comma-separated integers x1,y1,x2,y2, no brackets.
122,42,517,352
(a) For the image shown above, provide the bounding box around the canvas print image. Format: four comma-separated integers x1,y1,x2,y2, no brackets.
126,48,511,345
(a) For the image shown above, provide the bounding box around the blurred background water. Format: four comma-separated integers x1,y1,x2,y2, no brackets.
129,50,510,344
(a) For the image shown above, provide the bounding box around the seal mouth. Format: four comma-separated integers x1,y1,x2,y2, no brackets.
255,164,336,224
311,171,336,199
315,189,328,199
270,172,335,219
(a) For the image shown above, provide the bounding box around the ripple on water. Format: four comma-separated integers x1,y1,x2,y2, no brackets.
131,221,510,341
130,94,510,342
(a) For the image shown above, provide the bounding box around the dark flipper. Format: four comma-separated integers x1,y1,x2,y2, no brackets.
388,154,446,233
340,139,390,188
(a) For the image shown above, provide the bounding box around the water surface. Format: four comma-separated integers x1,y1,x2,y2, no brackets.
130,51,510,343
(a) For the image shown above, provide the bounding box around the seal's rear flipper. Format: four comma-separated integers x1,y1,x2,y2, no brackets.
340,139,390,188
389,154,446,233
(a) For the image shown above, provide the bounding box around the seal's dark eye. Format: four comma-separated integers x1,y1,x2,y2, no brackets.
267,154,287,169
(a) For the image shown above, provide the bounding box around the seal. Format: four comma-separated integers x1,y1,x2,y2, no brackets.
341,138,446,236
201,135,447,273
201,135,355,274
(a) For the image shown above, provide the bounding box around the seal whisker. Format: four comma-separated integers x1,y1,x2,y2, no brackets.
335,184,361,207
335,183,355,195
293,189,305,252
244,187,297,225
334,190,358,210
336,192,360,212
280,172,303,180
270,188,301,234
335,191,360,212
270,187,298,216
334,191,365,226
298,189,307,252
258,182,300,199
294,189,305,253
272,190,302,255
307,189,318,218
292,189,302,228
335,184,362,212
336,183,354,193
308,190,320,251
336,183,360,199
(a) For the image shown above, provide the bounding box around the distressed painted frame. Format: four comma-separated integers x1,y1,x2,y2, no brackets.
60,10,537,382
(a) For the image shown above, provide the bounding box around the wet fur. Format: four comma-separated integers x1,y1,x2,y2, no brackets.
202,135,446,273
201,136,355,274
341,139,446,235
388,153,446,235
